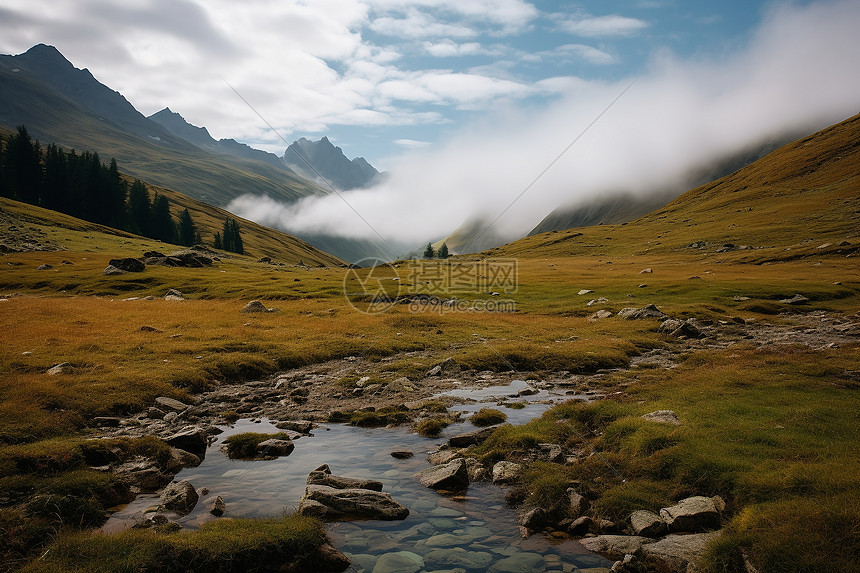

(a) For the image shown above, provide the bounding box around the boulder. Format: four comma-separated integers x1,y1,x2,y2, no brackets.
639,268,653,274
642,410,682,425
46,362,71,375
567,515,594,536
660,496,721,532
164,289,185,301
209,495,226,517
36,264,53,270
448,424,502,447
115,460,171,491
165,447,201,472
109,258,145,272
308,465,383,491
658,318,703,338
160,480,199,515
587,296,610,306
155,396,190,412
577,289,594,295
241,300,276,313
427,357,460,377
590,309,613,321
580,535,655,560
492,460,524,484
274,419,314,433
779,294,809,305
465,457,489,482
164,426,208,457
518,507,547,529
630,509,667,537
428,449,461,465
416,458,469,491
298,484,409,520
255,438,294,457
617,304,667,320
639,532,721,573
423,547,494,570
567,489,589,517
103,264,126,275
390,450,414,459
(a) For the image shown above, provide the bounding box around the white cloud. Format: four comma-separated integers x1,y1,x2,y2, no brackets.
229,0,860,254
555,13,649,37
422,39,493,57
394,138,433,147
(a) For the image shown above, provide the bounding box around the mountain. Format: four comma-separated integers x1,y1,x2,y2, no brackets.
485,113,860,260
148,107,297,174
284,137,381,190
0,44,325,206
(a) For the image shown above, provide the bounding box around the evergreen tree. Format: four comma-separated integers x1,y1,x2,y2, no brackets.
221,218,244,254
213,231,222,250
42,143,68,211
105,158,127,229
151,192,175,243
128,179,152,236
438,242,449,259
4,126,43,203
177,208,196,246
423,242,435,259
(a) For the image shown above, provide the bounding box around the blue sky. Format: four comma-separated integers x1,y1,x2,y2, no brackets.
0,0,801,168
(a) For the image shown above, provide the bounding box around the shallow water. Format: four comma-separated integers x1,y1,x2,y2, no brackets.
105,383,612,572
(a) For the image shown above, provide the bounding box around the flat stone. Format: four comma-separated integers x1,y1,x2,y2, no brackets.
641,410,682,425
630,509,667,537
372,551,424,573
298,484,409,520
255,438,294,457
639,532,721,572
617,304,667,320
308,467,383,491
660,496,720,532
579,535,655,560
46,362,71,375
155,396,190,412
416,458,469,491
424,548,494,570
487,552,546,573
164,426,208,457
448,424,502,447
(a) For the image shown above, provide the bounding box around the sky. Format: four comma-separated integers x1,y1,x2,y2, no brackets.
2,1,859,257
0,0,794,168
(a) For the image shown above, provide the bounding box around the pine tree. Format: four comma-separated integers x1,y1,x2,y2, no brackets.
221,218,244,254
4,126,43,204
178,208,196,246
438,242,449,259
423,242,435,259
128,179,152,236
151,192,175,243
213,232,222,250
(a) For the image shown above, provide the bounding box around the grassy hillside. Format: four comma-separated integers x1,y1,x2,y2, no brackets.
490,113,860,261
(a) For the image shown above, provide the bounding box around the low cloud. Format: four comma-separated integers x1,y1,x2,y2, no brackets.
229,0,860,258
554,12,650,38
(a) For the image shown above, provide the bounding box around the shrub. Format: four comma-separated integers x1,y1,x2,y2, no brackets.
416,417,451,437
222,432,292,459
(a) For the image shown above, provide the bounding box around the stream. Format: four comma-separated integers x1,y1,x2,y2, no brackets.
105,381,613,572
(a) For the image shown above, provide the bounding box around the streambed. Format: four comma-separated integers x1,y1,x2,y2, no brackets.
105,382,613,572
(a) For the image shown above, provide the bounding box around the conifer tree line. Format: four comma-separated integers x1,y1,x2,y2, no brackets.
0,126,241,251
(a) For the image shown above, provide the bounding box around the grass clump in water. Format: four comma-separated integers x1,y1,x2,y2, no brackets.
222,432,292,459
416,416,452,437
471,408,507,427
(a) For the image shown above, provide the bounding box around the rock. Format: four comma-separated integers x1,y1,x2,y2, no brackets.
387,377,414,392
164,426,208,457
428,450,461,465
579,535,655,560
448,424,502,447
307,465,383,491
487,552,546,573
155,396,190,412
639,268,653,274
641,410,682,425
425,533,465,547
630,509,667,537
36,264,53,270
659,496,721,532
308,543,351,573
298,484,409,520
46,362,71,375
639,532,721,573
567,489,589,517
587,297,610,306
241,300,276,313
372,551,424,573
658,318,703,338
779,294,809,305
164,447,201,472
103,264,126,275
567,515,594,536
598,519,624,534
255,438,294,457
391,450,414,459
518,507,547,529
464,458,489,482
274,420,314,433
617,304,667,320
209,495,226,517
109,258,146,272
427,357,460,377
115,460,171,491
416,459,469,491
147,407,166,419
164,289,185,301
492,460,524,484
539,443,564,463
590,309,613,321
577,289,594,295
424,548,493,570
160,480,199,515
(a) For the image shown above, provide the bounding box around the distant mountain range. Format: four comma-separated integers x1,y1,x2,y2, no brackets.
149,108,382,191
